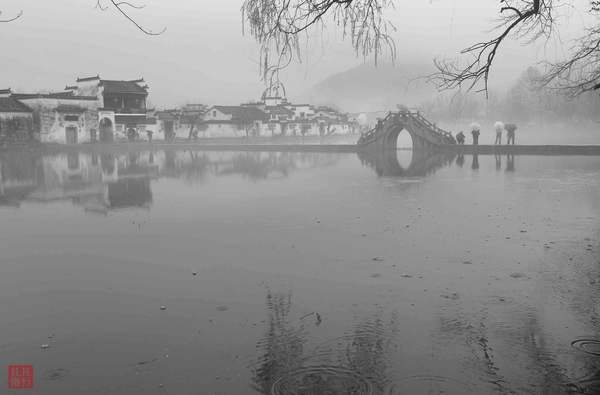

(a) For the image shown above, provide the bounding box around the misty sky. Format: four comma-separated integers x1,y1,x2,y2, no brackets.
0,0,592,107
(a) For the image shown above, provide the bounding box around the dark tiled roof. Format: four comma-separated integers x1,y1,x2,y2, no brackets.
0,97,32,113
0,88,12,95
48,91,74,98
77,75,100,82
115,114,148,124
65,86,77,90
55,104,87,113
12,93,97,101
213,106,267,122
155,110,179,121
264,106,294,116
100,80,148,95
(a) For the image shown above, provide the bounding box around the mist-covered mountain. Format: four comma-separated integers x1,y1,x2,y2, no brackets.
300,62,439,113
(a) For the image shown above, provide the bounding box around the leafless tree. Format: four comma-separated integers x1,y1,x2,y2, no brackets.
241,0,600,97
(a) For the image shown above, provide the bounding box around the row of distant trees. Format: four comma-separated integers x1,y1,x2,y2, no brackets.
419,67,600,123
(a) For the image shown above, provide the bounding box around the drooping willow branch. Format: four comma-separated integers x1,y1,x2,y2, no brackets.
430,0,554,96
241,0,397,92
95,0,165,35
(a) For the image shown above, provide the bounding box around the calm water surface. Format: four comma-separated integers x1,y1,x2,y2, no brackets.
1,148,599,394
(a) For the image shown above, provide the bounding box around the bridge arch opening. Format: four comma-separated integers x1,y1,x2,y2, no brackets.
393,128,414,169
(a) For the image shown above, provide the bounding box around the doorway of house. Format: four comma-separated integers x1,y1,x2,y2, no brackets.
127,127,138,141
99,118,114,142
164,120,174,141
65,126,78,144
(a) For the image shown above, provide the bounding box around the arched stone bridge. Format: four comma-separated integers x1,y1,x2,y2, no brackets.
357,110,456,150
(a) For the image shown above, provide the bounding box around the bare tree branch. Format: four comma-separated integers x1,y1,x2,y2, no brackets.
96,0,165,35
539,25,600,96
114,1,146,10
429,0,555,97
0,9,23,23
95,1,109,11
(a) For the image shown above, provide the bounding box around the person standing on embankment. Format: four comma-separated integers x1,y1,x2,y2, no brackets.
494,121,505,145
505,123,517,145
470,122,481,145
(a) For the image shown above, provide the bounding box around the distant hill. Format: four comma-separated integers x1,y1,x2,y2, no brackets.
300,62,439,113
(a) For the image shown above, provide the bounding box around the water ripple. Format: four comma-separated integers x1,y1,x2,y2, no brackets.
571,339,600,357
383,375,473,394
271,365,374,395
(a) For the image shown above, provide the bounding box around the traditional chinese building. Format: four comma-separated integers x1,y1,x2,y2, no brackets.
0,89,34,144
70,76,150,142
7,75,152,144
155,104,207,141
202,105,268,137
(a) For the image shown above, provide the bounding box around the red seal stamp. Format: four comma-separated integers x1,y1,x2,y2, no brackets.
7,365,34,389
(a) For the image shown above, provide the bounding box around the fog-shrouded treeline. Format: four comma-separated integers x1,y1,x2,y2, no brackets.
418,67,600,123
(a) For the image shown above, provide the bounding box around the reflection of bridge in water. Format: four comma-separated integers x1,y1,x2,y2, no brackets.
358,148,455,178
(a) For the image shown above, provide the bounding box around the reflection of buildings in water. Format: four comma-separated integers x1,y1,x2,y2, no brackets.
160,149,211,182
107,178,152,209
215,152,298,180
0,150,157,213
156,150,342,183
28,153,105,203
358,147,455,178
89,151,157,212
0,149,343,210
0,151,41,206
252,289,399,394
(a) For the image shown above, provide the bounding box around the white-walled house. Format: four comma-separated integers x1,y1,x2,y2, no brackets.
202,106,268,137
9,75,153,144
13,92,99,144
155,104,207,141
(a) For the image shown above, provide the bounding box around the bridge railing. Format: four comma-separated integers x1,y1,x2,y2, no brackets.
357,111,394,145
399,110,454,140
357,110,455,146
